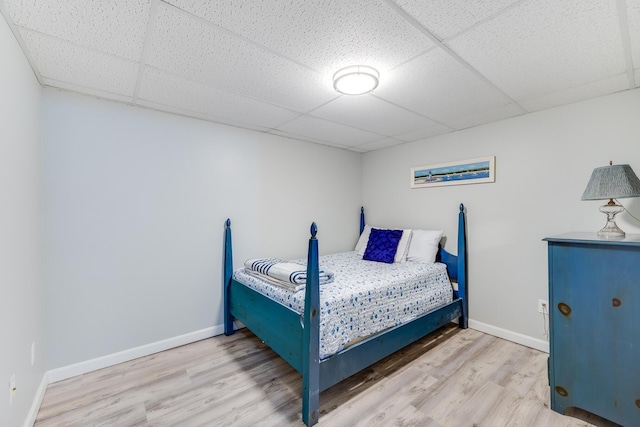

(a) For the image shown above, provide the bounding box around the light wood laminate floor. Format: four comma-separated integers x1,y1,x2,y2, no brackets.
35,325,619,426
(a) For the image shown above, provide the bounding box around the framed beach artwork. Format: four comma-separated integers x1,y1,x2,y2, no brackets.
411,156,495,189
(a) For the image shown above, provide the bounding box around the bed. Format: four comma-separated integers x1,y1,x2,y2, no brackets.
223,205,468,426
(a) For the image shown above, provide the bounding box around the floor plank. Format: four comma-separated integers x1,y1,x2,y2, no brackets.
35,325,619,426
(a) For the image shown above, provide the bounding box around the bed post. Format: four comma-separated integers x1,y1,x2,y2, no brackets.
360,206,365,235
223,218,234,336
302,222,320,426
457,204,469,329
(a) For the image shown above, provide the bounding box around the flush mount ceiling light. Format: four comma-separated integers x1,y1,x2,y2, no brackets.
333,65,379,95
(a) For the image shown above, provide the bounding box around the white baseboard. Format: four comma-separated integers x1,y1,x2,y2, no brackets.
23,372,48,427
47,325,224,383
469,319,549,353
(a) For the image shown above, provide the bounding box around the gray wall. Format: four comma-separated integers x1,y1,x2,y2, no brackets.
41,89,362,369
0,17,45,427
362,88,640,345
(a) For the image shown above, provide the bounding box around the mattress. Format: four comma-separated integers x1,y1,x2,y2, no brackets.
232,251,454,359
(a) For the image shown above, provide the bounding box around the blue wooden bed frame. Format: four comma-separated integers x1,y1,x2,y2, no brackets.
223,204,468,426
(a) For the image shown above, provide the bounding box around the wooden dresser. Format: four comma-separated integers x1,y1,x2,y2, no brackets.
544,233,640,426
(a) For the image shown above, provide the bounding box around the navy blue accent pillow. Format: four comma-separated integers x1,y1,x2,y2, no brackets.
363,228,403,264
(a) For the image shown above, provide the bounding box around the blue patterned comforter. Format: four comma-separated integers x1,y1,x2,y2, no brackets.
232,251,454,359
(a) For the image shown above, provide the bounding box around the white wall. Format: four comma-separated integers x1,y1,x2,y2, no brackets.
363,88,640,347
0,16,45,427
41,89,362,370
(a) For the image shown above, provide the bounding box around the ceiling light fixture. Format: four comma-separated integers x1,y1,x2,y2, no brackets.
333,65,379,95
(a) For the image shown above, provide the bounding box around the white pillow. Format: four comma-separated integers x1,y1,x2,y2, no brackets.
395,229,412,263
354,225,372,254
355,225,412,263
406,229,443,263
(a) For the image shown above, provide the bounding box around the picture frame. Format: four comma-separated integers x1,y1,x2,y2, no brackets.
411,156,495,189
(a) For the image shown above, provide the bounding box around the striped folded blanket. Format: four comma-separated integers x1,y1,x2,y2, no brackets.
244,258,335,291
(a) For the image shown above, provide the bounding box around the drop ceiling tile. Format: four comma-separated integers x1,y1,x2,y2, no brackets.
627,0,640,70
19,29,139,97
265,129,333,146
448,0,626,101
374,48,511,123
309,95,438,137
276,115,383,147
137,68,300,129
137,98,271,133
446,103,524,130
267,128,360,151
5,0,150,61
164,0,434,74
394,123,454,142
355,138,406,152
393,0,521,40
145,5,336,113
518,74,630,112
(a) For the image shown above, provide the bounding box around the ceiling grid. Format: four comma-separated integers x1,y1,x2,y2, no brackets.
1,0,638,152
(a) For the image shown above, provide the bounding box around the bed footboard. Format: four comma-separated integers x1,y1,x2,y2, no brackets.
302,223,320,425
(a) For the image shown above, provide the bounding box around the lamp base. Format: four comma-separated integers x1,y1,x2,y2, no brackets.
597,201,625,239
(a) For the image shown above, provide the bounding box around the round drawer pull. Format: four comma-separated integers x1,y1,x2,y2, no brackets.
555,386,569,397
612,298,622,307
558,303,571,316
636,399,640,409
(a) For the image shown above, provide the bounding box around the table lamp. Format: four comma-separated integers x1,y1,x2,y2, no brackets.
581,161,640,238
